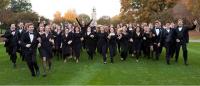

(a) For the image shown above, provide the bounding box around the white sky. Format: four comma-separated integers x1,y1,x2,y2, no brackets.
30,0,121,20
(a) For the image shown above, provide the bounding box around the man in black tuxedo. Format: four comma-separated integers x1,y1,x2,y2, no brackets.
17,22,26,61
162,23,176,65
21,23,40,77
169,22,176,58
174,19,197,65
3,24,19,68
151,21,163,60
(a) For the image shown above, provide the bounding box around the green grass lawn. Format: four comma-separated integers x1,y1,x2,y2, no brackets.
0,43,200,85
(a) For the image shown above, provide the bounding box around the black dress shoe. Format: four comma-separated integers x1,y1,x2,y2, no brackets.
32,74,36,77
111,60,114,63
167,61,170,65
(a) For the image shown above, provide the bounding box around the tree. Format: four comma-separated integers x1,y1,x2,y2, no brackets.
0,0,10,10
184,0,200,19
150,11,174,23
15,11,39,23
111,15,121,26
144,0,177,21
120,0,177,23
39,16,50,23
120,0,135,23
63,9,77,23
10,0,32,12
78,13,90,23
97,16,111,25
0,9,39,28
0,0,47,29
0,9,15,27
184,0,200,31
53,11,63,24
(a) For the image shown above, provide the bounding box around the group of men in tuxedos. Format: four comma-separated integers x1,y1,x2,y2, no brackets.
1,18,198,77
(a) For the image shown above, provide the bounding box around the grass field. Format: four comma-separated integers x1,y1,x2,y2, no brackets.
0,43,200,85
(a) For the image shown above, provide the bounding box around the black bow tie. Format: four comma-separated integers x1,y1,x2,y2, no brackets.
29,33,34,35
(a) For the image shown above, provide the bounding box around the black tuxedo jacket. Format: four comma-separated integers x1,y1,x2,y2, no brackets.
20,31,39,53
174,25,196,44
151,27,163,44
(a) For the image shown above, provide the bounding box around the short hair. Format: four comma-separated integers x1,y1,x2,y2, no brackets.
27,23,34,27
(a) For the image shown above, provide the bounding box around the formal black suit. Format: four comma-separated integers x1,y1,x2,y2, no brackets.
54,31,62,59
174,25,196,65
97,32,108,63
133,32,143,60
117,37,121,53
84,31,97,60
17,28,26,61
72,32,83,60
20,31,39,76
108,33,117,63
151,27,163,60
170,28,177,58
119,33,129,61
162,28,175,64
143,32,153,59
127,28,135,55
3,29,19,66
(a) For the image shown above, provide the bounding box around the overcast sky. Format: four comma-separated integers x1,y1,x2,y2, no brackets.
30,0,121,20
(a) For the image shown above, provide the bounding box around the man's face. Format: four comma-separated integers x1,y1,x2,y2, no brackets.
10,24,16,31
166,23,170,29
18,23,24,28
28,25,34,32
155,23,159,28
144,26,149,32
65,29,69,34
170,23,175,28
45,26,50,32
178,19,183,26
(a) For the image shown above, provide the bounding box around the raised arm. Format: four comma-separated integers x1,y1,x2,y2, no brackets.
86,19,93,27
76,18,83,27
186,20,198,31
186,25,196,31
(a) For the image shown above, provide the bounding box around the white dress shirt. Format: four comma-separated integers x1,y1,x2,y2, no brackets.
29,33,34,43
178,27,182,31
87,32,91,35
155,28,160,35
167,29,170,33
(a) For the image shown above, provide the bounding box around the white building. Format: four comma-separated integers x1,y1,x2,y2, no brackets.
91,7,97,26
